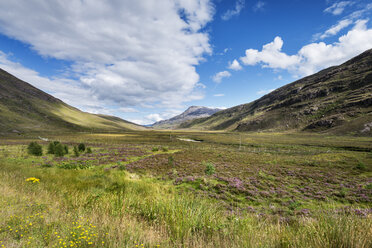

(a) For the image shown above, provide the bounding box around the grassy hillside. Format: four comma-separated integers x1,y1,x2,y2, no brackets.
0,68,145,134
182,49,372,135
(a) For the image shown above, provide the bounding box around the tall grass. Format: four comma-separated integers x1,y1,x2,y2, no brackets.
0,153,371,248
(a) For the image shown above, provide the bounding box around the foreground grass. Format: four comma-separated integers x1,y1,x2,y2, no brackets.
0,132,371,247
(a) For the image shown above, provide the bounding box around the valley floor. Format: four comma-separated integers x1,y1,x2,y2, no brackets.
0,131,371,247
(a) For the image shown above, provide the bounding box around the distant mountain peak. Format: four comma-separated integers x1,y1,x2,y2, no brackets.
152,106,222,129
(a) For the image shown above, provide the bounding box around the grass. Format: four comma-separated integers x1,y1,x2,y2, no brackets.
0,131,371,247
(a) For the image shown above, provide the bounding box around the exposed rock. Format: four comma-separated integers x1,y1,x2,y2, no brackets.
361,122,372,133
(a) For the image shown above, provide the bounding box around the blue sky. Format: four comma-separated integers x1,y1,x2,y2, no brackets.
0,0,371,124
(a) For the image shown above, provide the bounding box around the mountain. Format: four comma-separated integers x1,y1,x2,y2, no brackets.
0,68,145,134
152,106,222,129
182,49,372,136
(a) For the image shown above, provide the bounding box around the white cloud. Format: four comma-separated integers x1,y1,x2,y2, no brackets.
128,119,147,125
239,19,372,76
137,108,183,125
257,89,274,95
146,114,164,123
213,93,225,97
0,51,100,110
253,1,266,12
324,1,354,15
314,19,353,40
212,71,231,83
221,0,245,20
119,107,138,113
0,0,214,110
228,59,242,70
348,3,372,19
240,36,301,69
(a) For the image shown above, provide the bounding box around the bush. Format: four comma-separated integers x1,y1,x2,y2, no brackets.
27,142,43,156
73,146,80,157
47,142,55,154
118,162,126,171
64,145,69,154
168,155,174,166
162,146,169,152
86,147,92,154
152,147,159,152
54,143,65,157
78,143,86,152
204,162,215,175
355,162,367,171
58,162,92,170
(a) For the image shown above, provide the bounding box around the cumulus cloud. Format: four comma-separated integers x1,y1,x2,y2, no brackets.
146,114,164,123
212,71,231,83
228,59,243,70
221,0,245,20
239,19,372,76
240,36,300,69
0,0,214,110
0,51,100,109
324,1,354,15
119,107,138,113
314,19,353,40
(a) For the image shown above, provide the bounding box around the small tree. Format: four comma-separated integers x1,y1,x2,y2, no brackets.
78,143,86,152
64,145,69,155
47,142,55,154
73,146,80,157
27,142,43,156
54,143,65,157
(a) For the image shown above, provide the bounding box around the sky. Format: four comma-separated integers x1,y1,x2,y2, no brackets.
0,0,371,125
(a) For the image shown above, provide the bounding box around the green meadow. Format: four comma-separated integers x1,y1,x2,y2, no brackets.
0,131,371,247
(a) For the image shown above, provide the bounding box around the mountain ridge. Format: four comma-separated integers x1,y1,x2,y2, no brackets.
181,49,372,135
0,68,145,134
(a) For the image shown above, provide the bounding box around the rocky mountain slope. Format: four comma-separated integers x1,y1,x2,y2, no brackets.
0,68,145,134
152,106,222,129
182,49,372,136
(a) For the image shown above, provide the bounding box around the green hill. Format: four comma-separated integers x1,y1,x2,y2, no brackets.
0,68,145,134
182,49,372,135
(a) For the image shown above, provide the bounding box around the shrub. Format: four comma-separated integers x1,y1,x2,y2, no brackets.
58,162,92,170
54,143,65,157
152,147,159,152
86,147,92,154
27,142,43,156
41,163,53,168
204,162,215,175
355,162,367,171
162,146,169,152
78,143,86,152
47,142,55,154
73,146,80,157
168,155,174,166
118,162,126,171
64,145,69,154
58,162,77,169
